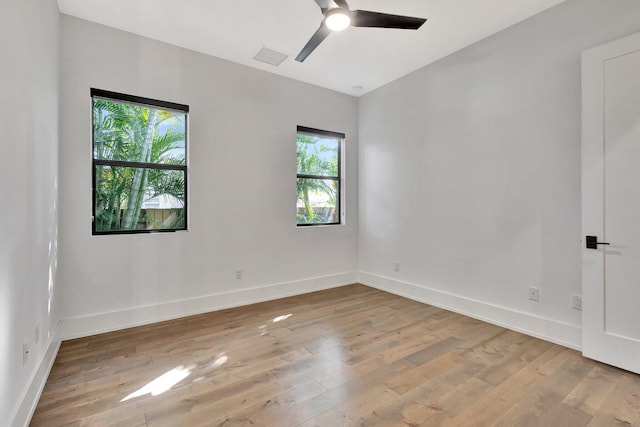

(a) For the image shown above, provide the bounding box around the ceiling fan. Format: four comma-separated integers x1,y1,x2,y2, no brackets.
295,0,427,62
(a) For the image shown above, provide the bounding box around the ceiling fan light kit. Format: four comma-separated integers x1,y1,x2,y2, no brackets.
325,8,351,31
295,0,427,62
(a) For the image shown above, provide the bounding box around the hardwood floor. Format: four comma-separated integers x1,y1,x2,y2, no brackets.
32,284,640,426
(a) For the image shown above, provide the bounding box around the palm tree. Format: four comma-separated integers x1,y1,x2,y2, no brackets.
93,100,186,231
121,108,159,229
296,134,338,223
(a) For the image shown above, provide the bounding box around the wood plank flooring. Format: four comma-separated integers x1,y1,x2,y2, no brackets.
31,284,640,426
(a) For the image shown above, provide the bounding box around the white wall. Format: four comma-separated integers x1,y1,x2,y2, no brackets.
358,0,640,349
0,1,60,425
9,0,640,422
57,16,359,337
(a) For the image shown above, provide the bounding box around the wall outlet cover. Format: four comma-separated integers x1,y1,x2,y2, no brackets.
571,294,582,311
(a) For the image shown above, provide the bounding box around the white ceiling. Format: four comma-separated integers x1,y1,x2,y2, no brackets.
56,0,566,96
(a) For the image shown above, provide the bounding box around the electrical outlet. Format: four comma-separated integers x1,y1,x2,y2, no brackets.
571,294,582,311
235,269,243,280
394,262,400,272
23,342,29,365
528,287,540,302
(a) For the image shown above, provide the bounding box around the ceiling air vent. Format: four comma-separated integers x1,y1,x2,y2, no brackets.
253,47,289,66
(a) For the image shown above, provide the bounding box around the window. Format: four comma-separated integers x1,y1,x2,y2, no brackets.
296,126,344,226
91,89,188,234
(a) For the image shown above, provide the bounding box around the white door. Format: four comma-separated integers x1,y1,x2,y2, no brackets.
582,31,640,374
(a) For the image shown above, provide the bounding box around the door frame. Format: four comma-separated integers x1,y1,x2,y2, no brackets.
581,31,640,373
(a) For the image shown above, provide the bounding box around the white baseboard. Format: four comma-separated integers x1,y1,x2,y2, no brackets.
58,271,358,340
10,334,61,427
358,271,581,351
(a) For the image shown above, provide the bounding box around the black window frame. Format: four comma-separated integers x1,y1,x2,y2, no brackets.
296,125,344,227
91,88,189,235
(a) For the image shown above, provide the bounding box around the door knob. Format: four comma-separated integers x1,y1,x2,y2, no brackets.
586,235,610,250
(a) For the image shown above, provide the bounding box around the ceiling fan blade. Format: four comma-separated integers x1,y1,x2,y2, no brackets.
312,0,329,12
295,24,332,62
351,10,426,30
333,0,350,9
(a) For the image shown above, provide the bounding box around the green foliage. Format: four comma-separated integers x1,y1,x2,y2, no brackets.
296,133,339,224
93,99,186,231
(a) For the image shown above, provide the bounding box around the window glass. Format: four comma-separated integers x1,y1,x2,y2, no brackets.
296,126,343,226
91,89,188,234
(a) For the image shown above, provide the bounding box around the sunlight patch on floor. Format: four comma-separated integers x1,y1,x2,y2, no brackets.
121,364,194,402
210,353,228,369
272,314,292,323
